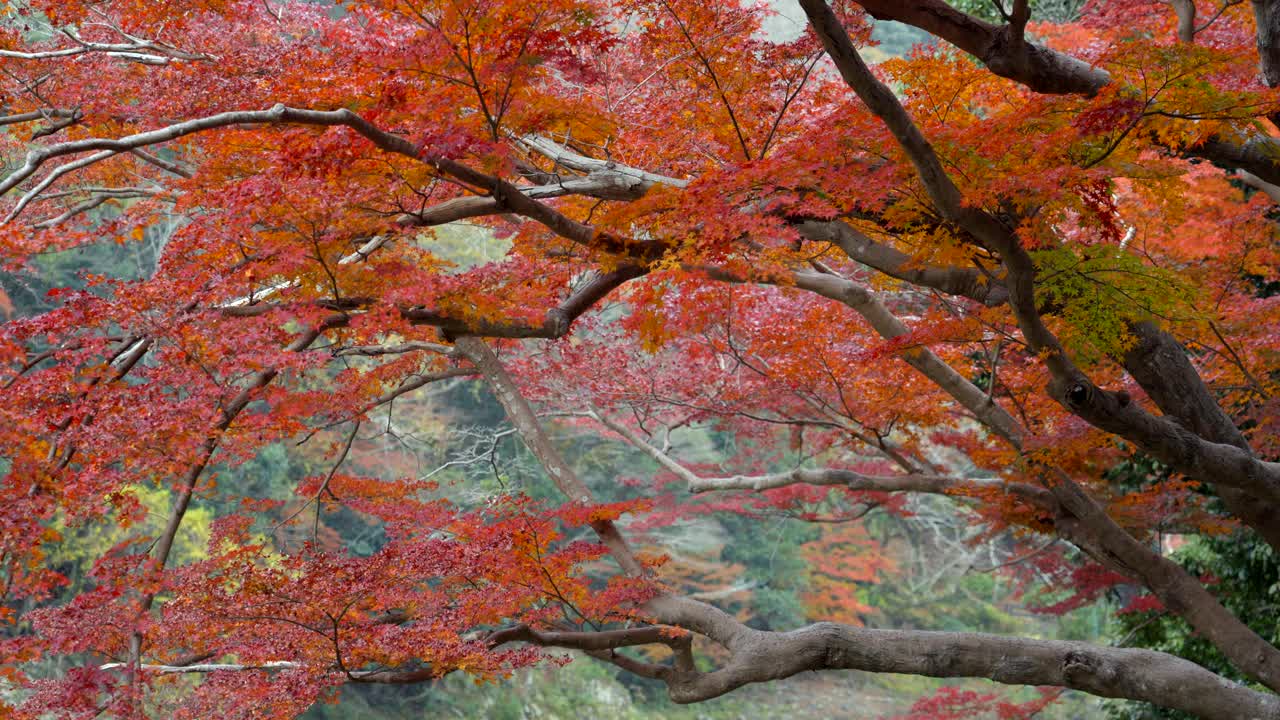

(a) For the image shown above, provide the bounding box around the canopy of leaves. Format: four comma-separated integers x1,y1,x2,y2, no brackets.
0,0,1277,718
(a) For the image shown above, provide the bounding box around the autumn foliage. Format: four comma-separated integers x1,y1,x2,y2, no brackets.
0,0,1279,718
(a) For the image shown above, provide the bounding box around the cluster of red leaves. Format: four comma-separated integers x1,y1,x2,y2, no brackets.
887,686,1063,720
6,490,656,717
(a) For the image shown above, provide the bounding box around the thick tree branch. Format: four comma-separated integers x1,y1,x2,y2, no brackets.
1255,0,1280,86
488,623,689,654
641,596,1280,719
1121,322,1280,552
453,337,646,576
849,0,1280,183
850,0,1108,95
795,219,1008,306
1186,135,1280,186
803,0,1280,508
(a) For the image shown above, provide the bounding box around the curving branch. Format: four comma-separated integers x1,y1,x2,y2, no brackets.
0,26,212,66
1185,135,1280,187
589,408,1051,507
850,0,1108,95
802,0,1280,509
453,336,646,576
450,331,1280,717
794,219,1008,306
643,597,1280,719
1121,321,1280,552
517,134,691,188
848,0,1280,183
0,105,666,262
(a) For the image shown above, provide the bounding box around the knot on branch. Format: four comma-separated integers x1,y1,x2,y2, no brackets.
1061,649,1118,690
1062,650,1096,684
545,309,571,338
1066,382,1090,408
1054,378,1130,415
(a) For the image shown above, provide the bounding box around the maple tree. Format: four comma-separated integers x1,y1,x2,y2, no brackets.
0,0,1279,717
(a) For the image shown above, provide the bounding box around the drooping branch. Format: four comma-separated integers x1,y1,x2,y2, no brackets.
589,408,1051,507
453,337,646,576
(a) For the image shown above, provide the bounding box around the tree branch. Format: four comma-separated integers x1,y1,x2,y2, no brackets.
797,4,1280,689
590,408,1050,507
794,219,1008,306
453,337,646,576
849,0,1108,95
642,596,1280,719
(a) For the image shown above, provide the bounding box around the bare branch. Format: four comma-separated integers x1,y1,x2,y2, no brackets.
590,408,1049,506
642,596,1280,718
0,108,78,128
334,341,458,358
849,0,1108,95
454,337,646,576
517,134,690,188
